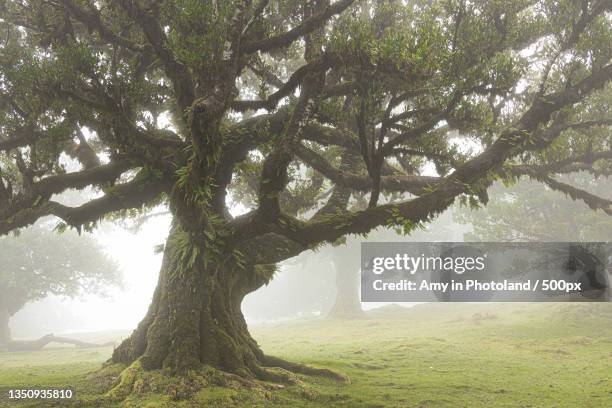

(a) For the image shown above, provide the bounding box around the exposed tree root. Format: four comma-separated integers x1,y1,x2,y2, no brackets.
102,355,348,403
263,355,351,383
104,227,348,403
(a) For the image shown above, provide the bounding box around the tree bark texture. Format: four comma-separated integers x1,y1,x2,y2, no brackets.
112,223,280,379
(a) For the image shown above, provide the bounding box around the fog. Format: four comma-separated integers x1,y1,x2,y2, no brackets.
9,208,469,338
10,215,171,337
7,173,611,339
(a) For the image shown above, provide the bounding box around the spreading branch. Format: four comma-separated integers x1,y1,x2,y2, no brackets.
242,0,355,53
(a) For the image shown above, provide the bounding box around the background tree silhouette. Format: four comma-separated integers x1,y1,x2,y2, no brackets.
0,223,120,344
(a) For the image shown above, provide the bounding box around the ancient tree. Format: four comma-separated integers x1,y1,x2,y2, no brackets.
0,224,120,344
1,0,611,397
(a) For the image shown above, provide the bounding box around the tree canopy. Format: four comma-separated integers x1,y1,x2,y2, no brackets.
1,0,611,261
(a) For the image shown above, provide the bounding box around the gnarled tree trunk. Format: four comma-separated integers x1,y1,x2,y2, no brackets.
112,223,343,387
113,223,264,376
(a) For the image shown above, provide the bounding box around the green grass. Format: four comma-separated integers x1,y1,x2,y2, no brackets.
1,303,612,407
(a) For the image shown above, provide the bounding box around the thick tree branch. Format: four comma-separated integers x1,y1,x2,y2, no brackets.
242,0,355,54
380,93,463,155
58,0,149,52
257,92,316,220
0,175,171,235
0,128,34,151
510,150,612,177
541,176,612,215
231,55,336,111
310,151,354,220
35,160,134,197
117,0,194,110
234,61,612,255
294,143,438,194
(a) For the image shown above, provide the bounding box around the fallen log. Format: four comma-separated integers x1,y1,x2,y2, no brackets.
2,334,114,352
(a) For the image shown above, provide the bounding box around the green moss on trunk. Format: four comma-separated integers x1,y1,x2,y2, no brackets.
112,224,270,376
110,223,347,401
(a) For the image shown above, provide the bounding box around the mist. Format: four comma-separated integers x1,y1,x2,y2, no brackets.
9,205,470,337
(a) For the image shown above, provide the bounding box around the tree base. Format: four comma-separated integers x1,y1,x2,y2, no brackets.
105,224,348,404
102,355,348,403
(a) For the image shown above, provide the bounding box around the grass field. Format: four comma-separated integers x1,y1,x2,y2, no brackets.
1,303,611,407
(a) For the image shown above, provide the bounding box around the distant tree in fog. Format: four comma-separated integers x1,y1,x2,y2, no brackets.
326,210,464,319
0,224,121,343
249,210,464,320
456,173,612,242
